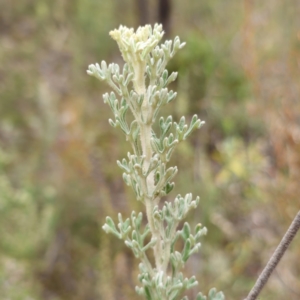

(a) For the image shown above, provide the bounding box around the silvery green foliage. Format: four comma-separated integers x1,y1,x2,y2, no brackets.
87,24,224,300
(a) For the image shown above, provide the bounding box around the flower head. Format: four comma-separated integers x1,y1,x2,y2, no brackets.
109,24,164,63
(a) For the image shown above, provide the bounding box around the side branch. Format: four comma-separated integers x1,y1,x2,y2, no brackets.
244,210,300,300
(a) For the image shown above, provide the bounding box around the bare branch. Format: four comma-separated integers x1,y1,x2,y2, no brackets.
244,210,300,300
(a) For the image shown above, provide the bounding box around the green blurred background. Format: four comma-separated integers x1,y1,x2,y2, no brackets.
0,0,300,299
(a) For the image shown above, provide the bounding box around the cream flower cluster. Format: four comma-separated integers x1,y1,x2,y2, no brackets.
109,24,164,63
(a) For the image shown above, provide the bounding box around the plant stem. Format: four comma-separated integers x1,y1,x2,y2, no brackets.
133,62,164,273
244,210,300,300
145,198,163,271
140,121,164,272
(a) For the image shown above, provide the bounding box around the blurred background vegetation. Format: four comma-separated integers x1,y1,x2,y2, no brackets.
0,0,300,299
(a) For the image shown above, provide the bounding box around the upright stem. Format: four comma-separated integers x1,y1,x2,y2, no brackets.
132,61,164,272
145,197,163,271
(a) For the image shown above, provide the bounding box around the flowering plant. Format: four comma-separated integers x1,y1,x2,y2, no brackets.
87,24,224,300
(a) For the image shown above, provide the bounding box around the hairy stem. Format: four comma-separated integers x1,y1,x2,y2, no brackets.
132,61,164,273
145,198,163,270
244,210,300,300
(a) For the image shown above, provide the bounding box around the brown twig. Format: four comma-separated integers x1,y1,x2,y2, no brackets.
244,210,300,300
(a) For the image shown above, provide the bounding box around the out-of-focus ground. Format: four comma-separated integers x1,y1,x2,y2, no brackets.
0,0,300,299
